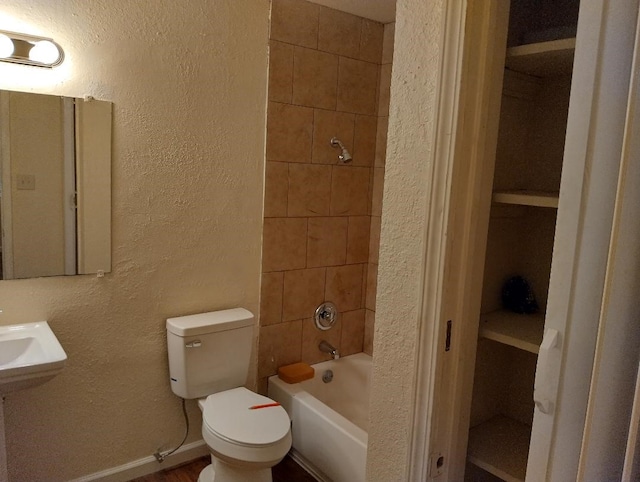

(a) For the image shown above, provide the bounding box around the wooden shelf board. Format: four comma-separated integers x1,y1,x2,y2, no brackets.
506,38,576,77
468,415,532,482
493,190,559,208
479,310,545,354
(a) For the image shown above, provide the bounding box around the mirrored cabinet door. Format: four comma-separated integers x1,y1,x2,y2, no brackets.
0,90,112,279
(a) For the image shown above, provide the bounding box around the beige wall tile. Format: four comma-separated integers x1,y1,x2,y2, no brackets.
267,102,314,162
260,272,284,326
330,166,371,216
364,309,375,355
258,320,303,378
302,317,343,364
264,161,288,217
353,115,377,166
367,168,374,215
326,263,364,312
375,116,388,167
359,19,384,64
307,217,348,267
268,40,294,103
382,22,395,65
293,47,338,109
318,7,362,59
341,309,365,356
282,267,327,321
346,215,370,264
288,164,332,216
261,0,385,393
262,217,307,272
378,63,392,117
370,167,385,216
365,262,378,311
337,57,379,115
368,215,381,264
257,377,269,396
270,0,319,48
361,263,368,308
312,109,355,164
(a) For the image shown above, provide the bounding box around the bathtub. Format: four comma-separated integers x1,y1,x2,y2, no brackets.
268,352,371,482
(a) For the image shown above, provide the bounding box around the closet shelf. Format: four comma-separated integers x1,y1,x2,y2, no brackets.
493,190,559,208
479,310,545,354
506,37,576,77
468,415,531,482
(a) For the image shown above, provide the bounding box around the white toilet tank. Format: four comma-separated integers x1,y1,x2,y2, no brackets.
166,308,254,399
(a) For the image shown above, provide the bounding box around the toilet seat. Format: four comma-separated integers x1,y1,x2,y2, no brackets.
201,387,292,467
203,387,290,446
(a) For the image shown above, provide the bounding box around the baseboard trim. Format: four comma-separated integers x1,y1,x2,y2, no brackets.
69,440,209,482
288,448,328,482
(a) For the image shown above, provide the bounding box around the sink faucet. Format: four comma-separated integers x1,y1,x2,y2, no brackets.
319,340,340,360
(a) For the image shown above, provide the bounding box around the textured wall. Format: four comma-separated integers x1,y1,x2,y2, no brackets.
0,1,269,480
306,0,396,23
367,0,446,479
364,21,395,356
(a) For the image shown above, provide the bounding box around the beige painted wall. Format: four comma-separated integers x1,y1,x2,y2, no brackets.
367,0,446,479
0,1,269,480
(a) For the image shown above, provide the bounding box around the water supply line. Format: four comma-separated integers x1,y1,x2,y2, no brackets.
153,397,189,463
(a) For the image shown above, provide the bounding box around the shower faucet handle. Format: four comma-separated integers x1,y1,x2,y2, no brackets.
319,309,334,321
318,306,335,321
314,302,338,331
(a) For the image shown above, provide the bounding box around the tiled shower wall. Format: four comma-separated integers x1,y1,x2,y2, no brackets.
258,0,394,389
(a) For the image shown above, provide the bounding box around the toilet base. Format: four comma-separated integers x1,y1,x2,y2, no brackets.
198,459,272,482
198,464,215,482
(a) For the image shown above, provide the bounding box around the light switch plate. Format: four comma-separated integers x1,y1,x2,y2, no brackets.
16,174,35,190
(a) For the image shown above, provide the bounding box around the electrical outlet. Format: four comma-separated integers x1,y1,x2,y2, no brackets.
16,174,35,190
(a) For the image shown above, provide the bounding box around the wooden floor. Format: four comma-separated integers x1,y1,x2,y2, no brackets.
130,454,317,482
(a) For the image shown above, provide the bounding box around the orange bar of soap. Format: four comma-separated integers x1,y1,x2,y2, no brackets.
278,362,314,384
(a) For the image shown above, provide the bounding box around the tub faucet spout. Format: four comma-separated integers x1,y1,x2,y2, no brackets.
319,340,340,360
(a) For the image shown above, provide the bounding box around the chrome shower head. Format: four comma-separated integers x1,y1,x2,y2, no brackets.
330,137,353,163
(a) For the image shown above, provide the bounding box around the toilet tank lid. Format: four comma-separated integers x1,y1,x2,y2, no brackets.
166,308,254,337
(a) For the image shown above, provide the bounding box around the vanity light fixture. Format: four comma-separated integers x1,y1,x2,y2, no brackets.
0,30,64,68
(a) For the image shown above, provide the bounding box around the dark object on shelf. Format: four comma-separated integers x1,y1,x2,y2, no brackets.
502,276,539,314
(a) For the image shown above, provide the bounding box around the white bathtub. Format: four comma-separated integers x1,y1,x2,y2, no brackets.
268,353,371,482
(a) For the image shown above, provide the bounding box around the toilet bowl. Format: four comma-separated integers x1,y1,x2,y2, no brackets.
166,309,292,482
197,388,291,482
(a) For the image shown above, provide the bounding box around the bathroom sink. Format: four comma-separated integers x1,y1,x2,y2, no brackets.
0,322,67,395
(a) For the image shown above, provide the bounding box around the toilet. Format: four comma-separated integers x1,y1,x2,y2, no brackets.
166,308,292,482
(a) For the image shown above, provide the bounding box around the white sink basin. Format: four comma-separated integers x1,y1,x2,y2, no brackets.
0,322,67,395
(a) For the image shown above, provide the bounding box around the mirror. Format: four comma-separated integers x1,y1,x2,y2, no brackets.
0,91,112,279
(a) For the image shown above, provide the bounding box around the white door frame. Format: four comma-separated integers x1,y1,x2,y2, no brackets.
405,0,467,477
407,0,640,480
63,96,77,275
577,9,640,478
0,91,13,280
407,0,510,479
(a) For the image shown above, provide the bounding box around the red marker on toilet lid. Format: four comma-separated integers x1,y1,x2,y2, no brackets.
249,402,281,410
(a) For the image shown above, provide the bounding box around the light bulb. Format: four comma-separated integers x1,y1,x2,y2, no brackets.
29,40,61,64
0,33,14,58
